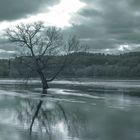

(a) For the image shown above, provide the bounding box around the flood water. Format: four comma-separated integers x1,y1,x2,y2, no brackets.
0,79,140,140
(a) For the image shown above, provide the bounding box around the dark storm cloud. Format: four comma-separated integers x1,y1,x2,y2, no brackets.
66,0,140,53
1,0,140,56
0,0,59,21
0,37,16,51
79,8,102,17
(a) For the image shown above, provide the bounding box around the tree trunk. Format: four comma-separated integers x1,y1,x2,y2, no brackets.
37,68,49,93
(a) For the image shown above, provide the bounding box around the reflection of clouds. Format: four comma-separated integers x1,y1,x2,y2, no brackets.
0,109,17,126
1,82,140,140
52,121,69,140
52,79,140,88
104,93,132,110
16,99,80,140
1,79,140,89
48,88,104,99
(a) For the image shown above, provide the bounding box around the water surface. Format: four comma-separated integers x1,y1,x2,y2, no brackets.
0,79,140,140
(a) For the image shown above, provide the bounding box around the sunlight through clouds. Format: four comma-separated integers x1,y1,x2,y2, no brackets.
118,44,131,51
0,0,86,30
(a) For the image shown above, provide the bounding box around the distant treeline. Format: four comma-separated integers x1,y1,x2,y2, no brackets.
1,51,140,79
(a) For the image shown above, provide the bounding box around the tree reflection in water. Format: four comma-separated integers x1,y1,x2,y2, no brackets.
16,93,81,140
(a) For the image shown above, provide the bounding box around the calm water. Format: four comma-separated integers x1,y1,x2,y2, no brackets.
0,79,140,140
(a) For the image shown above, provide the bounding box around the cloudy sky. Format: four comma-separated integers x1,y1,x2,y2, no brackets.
0,0,140,58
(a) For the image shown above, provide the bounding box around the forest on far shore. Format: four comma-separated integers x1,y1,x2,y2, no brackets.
0,51,140,79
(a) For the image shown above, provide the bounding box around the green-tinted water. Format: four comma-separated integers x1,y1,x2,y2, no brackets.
0,79,140,140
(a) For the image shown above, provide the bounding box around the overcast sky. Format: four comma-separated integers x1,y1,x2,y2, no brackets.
0,0,140,58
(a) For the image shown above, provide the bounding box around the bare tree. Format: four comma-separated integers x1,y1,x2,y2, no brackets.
6,22,82,92
5,22,85,135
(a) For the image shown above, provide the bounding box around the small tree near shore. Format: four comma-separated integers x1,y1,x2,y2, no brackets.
5,22,85,135
6,22,83,92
